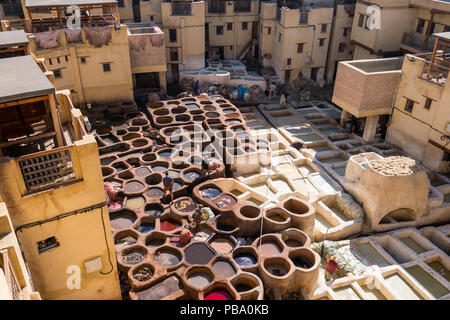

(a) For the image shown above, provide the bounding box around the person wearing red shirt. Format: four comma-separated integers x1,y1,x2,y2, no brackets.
325,255,340,281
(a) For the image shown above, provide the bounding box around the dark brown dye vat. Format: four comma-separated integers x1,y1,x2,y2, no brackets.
215,194,237,209
184,243,216,265
174,198,198,212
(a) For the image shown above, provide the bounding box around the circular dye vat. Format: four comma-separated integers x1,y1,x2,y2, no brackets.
215,194,237,209
174,198,198,212
123,181,145,193
115,236,136,248
154,250,181,266
136,167,151,177
166,170,180,178
184,170,201,181
185,243,216,265
292,257,313,269
110,212,136,229
223,108,236,114
146,188,164,198
235,284,253,293
267,213,287,223
205,112,220,118
136,222,155,233
158,150,172,158
234,253,257,267
212,261,236,278
200,187,222,199
151,164,168,172
204,106,216,111
133,266,153,282
259,241,282,257
122,250,145,265
210,238,234,254
114,164,127,172
265,263,288,276
285,239,302,247
204,289,234,300
160,219,181,232
146,238,165,248
226,119,242,125
144,204,163,216
173,181,183,191
188,272,212,289
126,196,145,210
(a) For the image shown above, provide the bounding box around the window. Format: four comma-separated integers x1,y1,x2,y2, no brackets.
227,23,232,31
56,57,60,63
358,14,365,28
343,27,349,37
297,43,304,53
300,12,308,24
53,69,62,78
445,26,450,33
169,29,177,42
234,0,251,13
321,24,327,33
287,58,291,65
319,38,325,47
216,26,223,35
416,19,425,33
242,22,248,30
267,27,271,35
65,56,68,62
48,58,52,65
170,48,178,61
429,22,436,34
103,63,111,72
80,57,86,63
279,33,282,42
37,237,60,253
405,98,415,113
117,0,124,7
424,98,433,110
338,42,346,52
150,15,154,21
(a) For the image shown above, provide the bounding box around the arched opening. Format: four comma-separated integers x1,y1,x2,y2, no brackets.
379,208,418,225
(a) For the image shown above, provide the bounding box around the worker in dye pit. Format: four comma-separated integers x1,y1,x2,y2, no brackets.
195,80,200,96
163,171,174,203
269,82,277,99
325,255,341,281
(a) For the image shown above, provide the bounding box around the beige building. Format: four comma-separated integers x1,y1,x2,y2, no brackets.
386,33,450,172
162,0,205,83
259,1,334,83
333,33,449,173
1,0,167,105
351,0,450,59
0,53,121,299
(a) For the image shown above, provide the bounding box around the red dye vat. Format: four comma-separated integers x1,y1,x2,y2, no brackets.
204,289,233,300
160,219,181,231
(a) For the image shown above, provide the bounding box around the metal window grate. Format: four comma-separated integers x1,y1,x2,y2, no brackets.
18,149,75,192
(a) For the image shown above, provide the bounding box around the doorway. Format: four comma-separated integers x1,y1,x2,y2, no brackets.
171,64,179,83
132,0,141,22
311,67,319,81
252,21,259,40
285,69,291,83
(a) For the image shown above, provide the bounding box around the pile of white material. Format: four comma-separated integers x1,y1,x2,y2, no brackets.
370,156,421,176
83,26,112,47
35,30,60,49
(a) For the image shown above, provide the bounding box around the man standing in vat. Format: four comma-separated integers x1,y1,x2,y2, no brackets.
163,171,174,203
325,255,340,281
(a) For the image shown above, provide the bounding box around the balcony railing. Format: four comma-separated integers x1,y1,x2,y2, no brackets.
208,0,225,13
172,3,192,15
419,60,449,87
17,146,77,193
234,0,251,12
402,33,436,52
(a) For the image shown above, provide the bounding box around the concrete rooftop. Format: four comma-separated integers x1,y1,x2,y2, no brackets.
25,0,117,8
0,56,55,104
0,30,29,48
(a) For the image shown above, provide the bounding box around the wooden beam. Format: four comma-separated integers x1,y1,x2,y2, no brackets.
0,131,56,148
0,96,48,109
429,139,450,154
47,94,64,148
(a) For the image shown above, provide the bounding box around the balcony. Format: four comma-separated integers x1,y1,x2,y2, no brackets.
172,3,192,15
416,54,449,87
234,0,251,13
401,32,436,53
332,57,403,117
207,0,225,13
